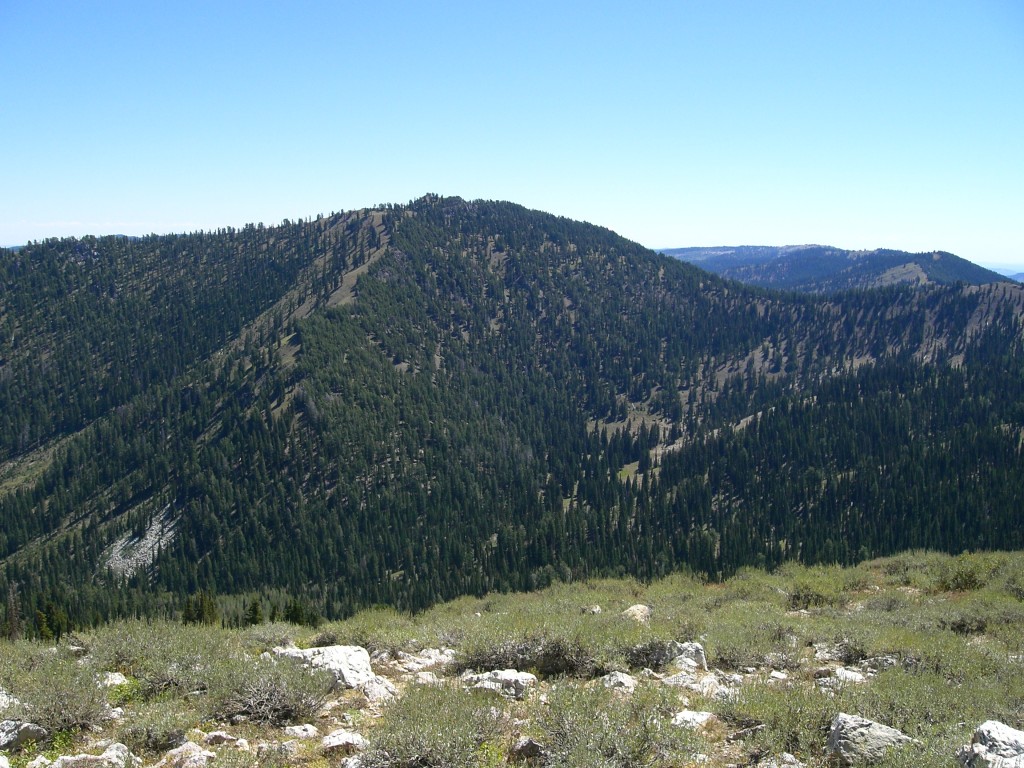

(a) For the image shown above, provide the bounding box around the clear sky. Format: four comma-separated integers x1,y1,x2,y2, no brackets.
2,1,1022,269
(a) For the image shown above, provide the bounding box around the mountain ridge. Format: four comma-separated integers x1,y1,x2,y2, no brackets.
1,196,1022,628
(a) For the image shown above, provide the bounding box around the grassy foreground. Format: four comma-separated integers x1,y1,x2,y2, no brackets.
2,550,1023,767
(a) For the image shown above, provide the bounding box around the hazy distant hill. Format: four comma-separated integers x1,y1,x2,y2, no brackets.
661,245,1009,292
2,197,1023,629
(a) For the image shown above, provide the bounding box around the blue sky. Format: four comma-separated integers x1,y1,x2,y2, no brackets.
2,1,1022,269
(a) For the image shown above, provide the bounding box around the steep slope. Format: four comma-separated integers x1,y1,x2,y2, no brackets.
662,245,1008,292
1,197,1023,628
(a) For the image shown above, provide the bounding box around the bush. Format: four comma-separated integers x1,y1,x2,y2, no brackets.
204,651,331,725
0,645,109,734
535,683,705,768
117,700,193,754
360,685,505,768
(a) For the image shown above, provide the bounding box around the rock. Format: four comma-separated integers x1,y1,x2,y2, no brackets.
392,648,456,673
321,729,367,755
582,604,602,615
410,671,441,685
956,721,1024,767
827,713,915,766
284,724,319,739
860,655,900,673
0,720,49,750
202,731,237,745
769,670,788,681
51,744,140,768
671,710,717,728
601,671,637,693
661,670,697,687
234,739,250,752
509,737,547,761
359,675,397,703
0,690,20,711
671,642,709,672
273,645,375,689
27,758,52,768
466,669,537,700
101,672,129,687
151,743,215,768
621,604,651,623
834,667,866,684
760,753,805,767
1,756,11,768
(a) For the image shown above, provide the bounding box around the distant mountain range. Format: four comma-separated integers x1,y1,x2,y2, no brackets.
660,245,1012,292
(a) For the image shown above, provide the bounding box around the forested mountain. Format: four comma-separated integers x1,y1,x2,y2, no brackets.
662,244,1008,292
2,196,1023,632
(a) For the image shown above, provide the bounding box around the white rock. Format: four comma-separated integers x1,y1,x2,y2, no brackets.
151,743,215,768
101,672,129,687
671,710,716,728
759,753,805,767
957,721,1024,768
0,690,18,711
234,739,250,752
672,642,708,671
26,758,52,768
621,604,652,623
359,675,397,703
827,713,915,766
601,671,637,693
52,743,140,768
273,645,375,689
769,670,788,681
1,757,12,768
321,729,367,755
835,667,866,684
284,724,320,739
465,669,537,700
661,671,697,687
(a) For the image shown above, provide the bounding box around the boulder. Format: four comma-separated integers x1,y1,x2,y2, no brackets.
670,642,708,672
1,756,10,768
827,713,915,766
0,720,49,751
834,667,867,684
101,672,129,687
321,729,368,755
760,754,805,767
621,604,652,624
202,731,237,746
465,669,537,700
671,710,717,728
661,670,697,687
359,675,397,703
151,743,215,768
600,671,637,693
509,737,547,761
284,725,319,739
51,744,140,768
956,721,1024,768
273,645,375,689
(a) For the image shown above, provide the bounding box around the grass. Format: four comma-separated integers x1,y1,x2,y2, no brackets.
0,550,1022,768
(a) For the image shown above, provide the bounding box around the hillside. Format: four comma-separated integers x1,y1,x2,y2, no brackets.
1,196,1024,629
662,245,1008,292
0,552,1022,768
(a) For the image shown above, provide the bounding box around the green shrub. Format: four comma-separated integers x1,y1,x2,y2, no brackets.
717,680,837,759
0,645,109,734
360,685,505,768
117,699,193,754
204,651,331,725
535,683,705,768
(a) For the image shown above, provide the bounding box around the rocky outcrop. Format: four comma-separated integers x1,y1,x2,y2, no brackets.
151,742,215,768
600,671,637,693
956,721,1024,768
463,669,537,699
827,713,915,765
321,729,367,755
671,710,717,728
51,744,140,768
273,645,375,689
0,720,48,751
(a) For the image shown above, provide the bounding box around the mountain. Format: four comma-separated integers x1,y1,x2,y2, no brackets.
661,244,1009,292
2,196,1023,629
